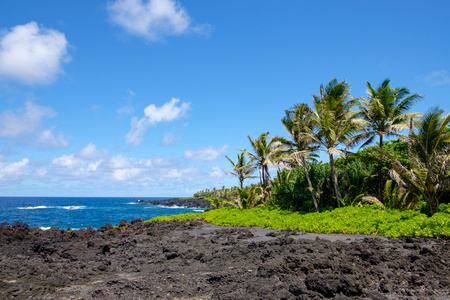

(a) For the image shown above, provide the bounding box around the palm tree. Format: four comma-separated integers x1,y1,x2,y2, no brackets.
340,160,376,206
275,103,320,212
234,186,264,209
242,132,284,188
224,152,257,189
350,79,423,201
304,79,360,207
389,108,450,215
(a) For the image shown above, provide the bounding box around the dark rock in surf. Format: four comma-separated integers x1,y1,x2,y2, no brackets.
134,197,211,208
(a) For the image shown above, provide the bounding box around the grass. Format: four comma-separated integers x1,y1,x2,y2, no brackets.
147,204,450,238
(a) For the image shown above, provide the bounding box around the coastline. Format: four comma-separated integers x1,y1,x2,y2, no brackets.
0,196,202,230
134,197,212,209
1,218,449,299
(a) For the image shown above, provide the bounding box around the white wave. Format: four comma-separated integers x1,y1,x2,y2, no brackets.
143,205,183,209
40,227,51,231
145,205,207,210
18,206,51,210
62,205,86,210
161,205,187,209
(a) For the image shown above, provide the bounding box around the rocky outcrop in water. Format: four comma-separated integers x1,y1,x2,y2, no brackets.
135,197,211,208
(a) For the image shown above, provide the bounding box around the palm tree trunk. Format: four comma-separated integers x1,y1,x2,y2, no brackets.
429,189,438,216
301,156,320,212
378,135,384,203
329,153,343,207
263,165,269,187
259,168,263,187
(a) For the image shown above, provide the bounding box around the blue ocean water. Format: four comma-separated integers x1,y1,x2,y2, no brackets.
0,197,207,230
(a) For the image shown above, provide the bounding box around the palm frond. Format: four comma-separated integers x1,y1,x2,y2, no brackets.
359,196,387,210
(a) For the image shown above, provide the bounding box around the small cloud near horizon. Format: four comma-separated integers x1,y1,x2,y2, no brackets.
0,101,70,149
185,145,228,161
0,158,33,182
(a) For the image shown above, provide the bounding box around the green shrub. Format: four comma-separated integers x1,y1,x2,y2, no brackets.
146,205,450,238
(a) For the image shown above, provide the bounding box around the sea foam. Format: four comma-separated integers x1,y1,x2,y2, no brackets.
62,205,86,210
18,206,50,210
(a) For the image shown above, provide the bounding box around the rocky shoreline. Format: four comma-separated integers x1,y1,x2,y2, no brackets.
134,197,211,208
0,219,449,299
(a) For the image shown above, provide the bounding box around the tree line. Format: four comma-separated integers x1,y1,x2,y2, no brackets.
195,78,450,216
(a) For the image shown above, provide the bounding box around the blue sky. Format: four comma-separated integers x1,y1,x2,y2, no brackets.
0,0,449,197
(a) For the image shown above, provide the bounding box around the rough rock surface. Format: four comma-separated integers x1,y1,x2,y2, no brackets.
135,197,211,208
0,219,449,299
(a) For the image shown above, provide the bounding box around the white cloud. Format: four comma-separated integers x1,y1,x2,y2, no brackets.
209,166,223,178
112,168,143,181
151,156,177,167
0,102,55,138
185,144,229,161
0,158,32,181
107,155,136,169
38,128,69,148
1,141,232,193
117,106,135,115
164,168,183,179
163,167,200,180
145,98,190,123
161,132,179,145
0,22,70,85
0,101,69,148
48,144,216,185
125,98,190,146
108,0,211,40
425,70,450,87
50,150,169,183
52,154,84,169
77,143,107,160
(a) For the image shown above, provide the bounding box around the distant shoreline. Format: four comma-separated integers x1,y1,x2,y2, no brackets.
134,197,211,208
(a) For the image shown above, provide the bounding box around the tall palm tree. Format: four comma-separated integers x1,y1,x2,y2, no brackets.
242,132,284,188
275,103,320,212
350,79,423,201
224,152,257,189
389,108,450,215
304,79,360,207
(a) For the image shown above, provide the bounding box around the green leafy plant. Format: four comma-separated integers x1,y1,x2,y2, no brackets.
147,206,450,238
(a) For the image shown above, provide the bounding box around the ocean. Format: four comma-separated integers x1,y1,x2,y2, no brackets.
0,197,207,230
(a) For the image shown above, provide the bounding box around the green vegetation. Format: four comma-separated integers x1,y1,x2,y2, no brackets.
224,152,257,189
174,78,450,238
351,79,423,201
212,78,450,215
148,204,450,238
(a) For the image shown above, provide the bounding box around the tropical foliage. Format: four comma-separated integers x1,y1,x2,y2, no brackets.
275,103,320,211
241,132,284,188
224,152,257,188
350,79,423,201
197,78,450,218
306,79,360,207
148,204,450,238
389,108,450,215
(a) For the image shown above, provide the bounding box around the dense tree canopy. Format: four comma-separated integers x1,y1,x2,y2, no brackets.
218,78,449,216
